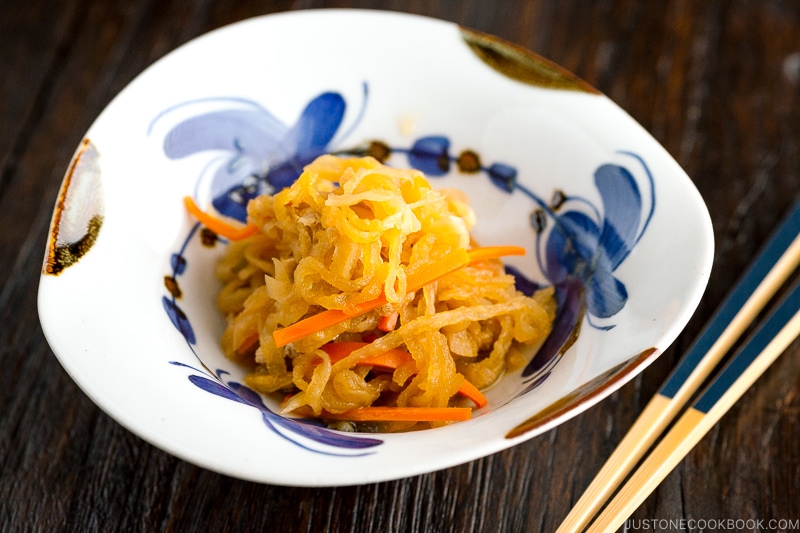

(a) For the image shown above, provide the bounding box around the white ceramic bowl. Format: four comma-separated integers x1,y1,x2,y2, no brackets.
38,9,713,486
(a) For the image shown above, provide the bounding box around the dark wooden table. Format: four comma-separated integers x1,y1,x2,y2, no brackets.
2,1,799,531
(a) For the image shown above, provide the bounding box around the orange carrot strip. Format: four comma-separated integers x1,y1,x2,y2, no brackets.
457,379,489,408
183,196,259,241
235,333,259,357
467,245,527,263
377,311,400,332
272,245,527,347
317,342,487,407
319,342,411,370
272,249,471,346
323,407,472,422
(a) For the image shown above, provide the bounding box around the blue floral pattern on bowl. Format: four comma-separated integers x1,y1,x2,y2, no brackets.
157,84,654,452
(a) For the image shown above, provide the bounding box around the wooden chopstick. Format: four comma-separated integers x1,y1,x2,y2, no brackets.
587,279,800,532
556,200,800,533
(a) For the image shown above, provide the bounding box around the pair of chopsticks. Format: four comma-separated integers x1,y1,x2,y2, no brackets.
557,200,800,533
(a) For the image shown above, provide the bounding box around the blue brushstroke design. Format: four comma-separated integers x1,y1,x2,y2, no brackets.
171,362,383,454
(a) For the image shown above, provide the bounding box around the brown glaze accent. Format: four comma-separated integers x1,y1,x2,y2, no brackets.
47,216,103,275
365,140,391,163
456,150,482,173
164,275,182,299
200,228,219,246
460,27,600,94
550,190,567,211
505,347,659,439
44,139,103,275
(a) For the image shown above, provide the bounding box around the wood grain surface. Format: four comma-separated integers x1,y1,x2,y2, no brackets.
2,1,798,531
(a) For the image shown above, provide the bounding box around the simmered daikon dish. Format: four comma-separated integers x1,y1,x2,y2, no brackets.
201,155,555,432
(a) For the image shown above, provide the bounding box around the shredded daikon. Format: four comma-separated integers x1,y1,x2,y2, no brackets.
215,155,555,431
